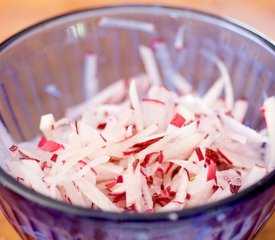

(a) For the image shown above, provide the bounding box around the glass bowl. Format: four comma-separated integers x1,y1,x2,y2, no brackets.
0,5,274,240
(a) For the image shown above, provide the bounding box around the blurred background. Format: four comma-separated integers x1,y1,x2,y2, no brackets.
0,0,274,239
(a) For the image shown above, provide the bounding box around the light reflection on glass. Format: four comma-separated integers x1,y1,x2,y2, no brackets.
66,22,86,42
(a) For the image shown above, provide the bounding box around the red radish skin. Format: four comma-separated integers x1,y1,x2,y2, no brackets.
205,148,219,163
90,168,97,175
78,160,87,167
38,136,47,147
9,145,18,152
260,107,266,124
19,157,40,163
99,134,107,142
112,193,126,203
75,121,79,134
170,113,186,128
105,181,117,189
169,191,176,197
50,154,58,162
142,98,165,105
141,152,160,166
40,140,63,152
207,163,217,183
194,147,204,161
165,162,174,174
230,184,241,193
156,152,164,163
184,168,191,181
116,175,123,183
132,159,139,170
133,137,163,148
97,123,107,130
217,149,233,165
212,185,219,192
41,161,50,171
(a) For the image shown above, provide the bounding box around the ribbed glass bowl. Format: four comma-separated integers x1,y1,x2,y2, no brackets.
0,5,274,240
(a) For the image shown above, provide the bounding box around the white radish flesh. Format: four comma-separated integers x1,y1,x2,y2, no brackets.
98,17,155,33
263,97,275,170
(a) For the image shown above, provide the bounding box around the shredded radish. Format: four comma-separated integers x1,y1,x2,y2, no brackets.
262,97,275,169
129,80,144,131
83,53,98,100
98,17,155,33
201,50,234,109
203,78,224,106
153,40,192,93
174,25,186,50
39,114,55,133
2,40,274,213
232,99,248,123
139,45,161,86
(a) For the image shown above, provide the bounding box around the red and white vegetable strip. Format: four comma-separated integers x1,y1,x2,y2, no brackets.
201,50,234,109
232,100,249,123
83,53,98,100
139,45,162,86
153,40,192,94
3,43,274,213
263,97,275,170
98,17,155,33
0,121,14,170
174,25,186,50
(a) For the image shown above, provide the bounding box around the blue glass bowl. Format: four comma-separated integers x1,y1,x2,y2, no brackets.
0,5,274,240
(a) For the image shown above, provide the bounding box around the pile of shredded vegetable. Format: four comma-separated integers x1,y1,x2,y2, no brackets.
3,18,275,213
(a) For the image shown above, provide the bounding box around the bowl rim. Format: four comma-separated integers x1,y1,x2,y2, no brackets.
0,4,274,222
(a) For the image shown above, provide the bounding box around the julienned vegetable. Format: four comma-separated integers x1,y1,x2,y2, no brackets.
2,18,275,213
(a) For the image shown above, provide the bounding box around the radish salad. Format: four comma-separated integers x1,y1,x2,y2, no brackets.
2,18,275,213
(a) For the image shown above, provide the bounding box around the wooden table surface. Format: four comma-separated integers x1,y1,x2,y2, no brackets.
0,0,274,239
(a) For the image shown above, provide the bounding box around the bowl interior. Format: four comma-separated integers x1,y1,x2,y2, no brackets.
0,6,274,142
0,5,274,220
